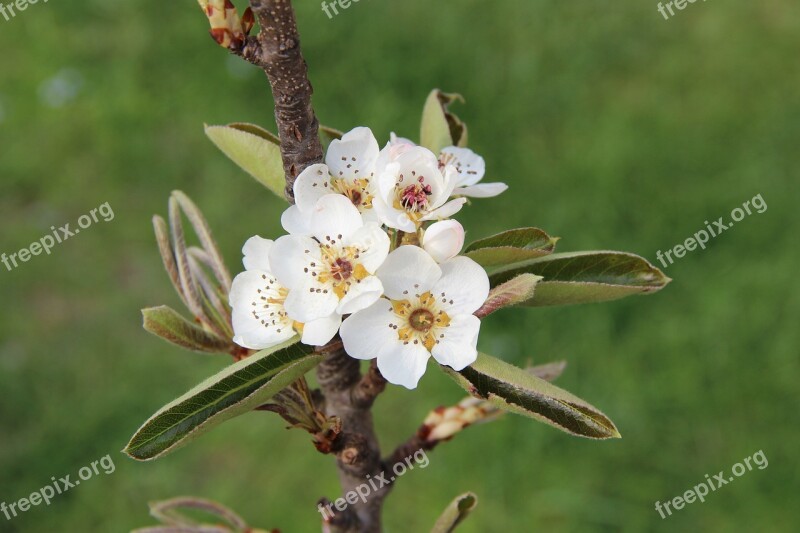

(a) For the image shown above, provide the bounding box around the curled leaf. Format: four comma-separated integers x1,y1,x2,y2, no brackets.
420,89,468,154
430,492,478,533
464,227,558,272
142,306,232,354
442,353,620,440
474,273,542,318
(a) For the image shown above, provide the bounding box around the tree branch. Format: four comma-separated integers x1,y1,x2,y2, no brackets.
246,0,324,201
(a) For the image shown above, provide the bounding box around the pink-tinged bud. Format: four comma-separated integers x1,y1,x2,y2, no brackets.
423,220,465,263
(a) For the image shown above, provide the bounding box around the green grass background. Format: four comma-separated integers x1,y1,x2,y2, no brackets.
1,0,798,531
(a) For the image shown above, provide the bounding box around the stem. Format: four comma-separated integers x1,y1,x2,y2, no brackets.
242,2,387,530
247,0,324,202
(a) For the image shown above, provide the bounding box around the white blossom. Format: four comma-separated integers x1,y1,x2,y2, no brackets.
271,194,390,324
229,236,341,349
340,246,490,389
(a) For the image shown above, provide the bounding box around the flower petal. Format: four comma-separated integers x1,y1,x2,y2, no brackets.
432,256,490,315
421,198,467,221
301,313,342,346
310,194,364,243
345,222,390,273
281,205,312,235
284,276,339,322
431,314,480,371
293,163,333,212
440,147,486,187
326,127,379,182
270,235,321,290
340,300,399,360
377,341,431,390
422,220,464,263
454,182,509,198
337,275,384,315
377,246,442,300
242,236,274,271
230,270,295,350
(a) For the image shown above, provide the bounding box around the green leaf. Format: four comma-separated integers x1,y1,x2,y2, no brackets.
420,89,467,154
204,124,285,200
464,228,558,271
124,338,321,461
489,251,671,307
443,353,620,439
474,273,542,318
226,122,281,145
148,497,248,530
142,306,231,354
431,492,478,533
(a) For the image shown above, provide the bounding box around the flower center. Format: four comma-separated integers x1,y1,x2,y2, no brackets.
400,179,432,211
408,308,435,332
332,178,373,211
391,292,452,351
330,257,354,281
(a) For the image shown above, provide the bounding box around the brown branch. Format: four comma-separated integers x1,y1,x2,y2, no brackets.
245,0,324,202
316,345,388,533
221,3,386,529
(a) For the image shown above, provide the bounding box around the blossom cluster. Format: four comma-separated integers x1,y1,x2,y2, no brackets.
229,128,507,388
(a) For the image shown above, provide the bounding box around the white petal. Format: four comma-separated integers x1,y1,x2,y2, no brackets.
337,275,384,315
345,222,390,273
340,300,399,360
229,271,295,350
432,256,490,315
242,236,274,272
377,246,442,300
431,314,480,371
396,148,446,205
376,134,417,170
422,220,465,263
421,198,467,222
269,235,321,289
284,277,339,322
454,182,509,198
440,147,486,187
377,342,431,390
301,314,342,346
281,205,312,236
233,327,295,351
436,165,459,207
293,163,333,212
310,194,364,243
326,127,379,182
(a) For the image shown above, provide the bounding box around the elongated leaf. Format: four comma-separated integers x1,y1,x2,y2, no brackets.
226,122,280,145
464,228,558,271
420,89,467,154
474,274,542,318
443,353,620,439
204,124,285,199
142,306,231,354
490,251,670,306
149,497,248,530
124,339,321,461
431,492,478,533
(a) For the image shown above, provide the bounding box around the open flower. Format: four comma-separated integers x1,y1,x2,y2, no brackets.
439,146,507,198
229,236,341,349
383,134,507,199
340,246,490,389
282,127,380,235
373,146,466,232
271,194,390,324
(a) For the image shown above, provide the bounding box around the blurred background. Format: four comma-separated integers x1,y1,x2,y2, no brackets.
1,0,798,531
